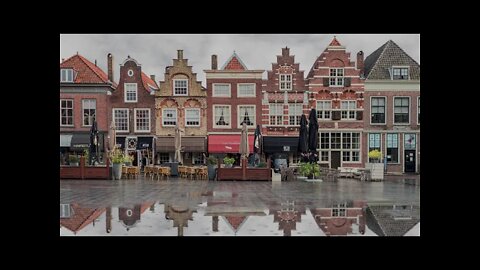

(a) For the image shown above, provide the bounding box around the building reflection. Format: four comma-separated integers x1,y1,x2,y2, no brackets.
60,203,105,235
118,202,156,231
268,200,306,236
366,203,420,236
164,203,196,236
310,200,366,236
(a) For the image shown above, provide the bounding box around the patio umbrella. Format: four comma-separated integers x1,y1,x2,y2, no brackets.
89,117,99,165
239,122,249,160
242,110,251,126
174,124,183,164
253,124,262,166
108,120,116,152
297,114,308,162
308,108,318,163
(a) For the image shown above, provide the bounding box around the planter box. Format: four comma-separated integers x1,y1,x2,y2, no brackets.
366,163,384,180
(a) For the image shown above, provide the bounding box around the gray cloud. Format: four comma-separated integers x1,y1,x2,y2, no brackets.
60,34,420,85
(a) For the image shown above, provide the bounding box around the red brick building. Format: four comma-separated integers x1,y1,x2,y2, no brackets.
60,53,117,164
363,40,420,173
262,47,308,166
310,200,366,236
306,37,365,169
108,56,158,168
204,52,264,163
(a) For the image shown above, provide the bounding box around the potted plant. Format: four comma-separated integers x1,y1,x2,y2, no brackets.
124,154,134,166
110,149,125,180
367,149,384,180
257,161,267,168
223,157,235,168
69,155,79,166
207,156,218,180
299,162,321,180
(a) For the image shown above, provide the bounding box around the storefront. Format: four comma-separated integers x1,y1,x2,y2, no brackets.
60,132,105,164
262,136,299,168
156,136,207,165
115,136,154,167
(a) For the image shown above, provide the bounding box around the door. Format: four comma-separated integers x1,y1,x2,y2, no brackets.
331,151,341,169
404,150,416,173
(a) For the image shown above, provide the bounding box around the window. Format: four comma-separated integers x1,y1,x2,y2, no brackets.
185,108,200,126
329,68,344,86
60,204,71,218
60,69,74,82
128,69,134,77
394,97,410,124
162,109,177,126
332,202,346,217
174,79,188,95
60,99,73,126
238,105,255,127
279,74,292,90
213,105,230,128
341,100,356,120
331,132,341,149
317,101,331,120
386,133,399,163
238,83,255,97
369,133,381,162
157,153,170,164
82,99,96,126
320,151,329,162
124,83,138,102
134,109,150,132
404,134,416,150
320,133,330,149
269,104,283,125
289,104,302,125
392,67,409,80
114,108,129,132
213,84,231,97
192,153,205,165
371,97,386,124
320,132,360,163
292,154,302,164
417,97,420,125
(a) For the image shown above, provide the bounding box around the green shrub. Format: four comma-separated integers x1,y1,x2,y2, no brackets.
208,156,218,165
223,157,235,165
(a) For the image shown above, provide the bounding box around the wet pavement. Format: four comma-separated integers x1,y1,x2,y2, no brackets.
60,177,420,236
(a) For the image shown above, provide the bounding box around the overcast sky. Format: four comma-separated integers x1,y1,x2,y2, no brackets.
60,34,420,85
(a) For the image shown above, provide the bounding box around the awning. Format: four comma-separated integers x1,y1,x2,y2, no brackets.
60,134,73,147
70,133,90,149
208,135,254,153
156,137,206,152
263,136,298,153
137,137,153,149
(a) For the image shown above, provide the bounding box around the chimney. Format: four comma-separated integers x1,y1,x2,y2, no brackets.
177,50,183,60
107,53,114,82
211,55,217,70
282,46,290,57
61,58,65,63
357,51,364,73
94,59,97,66
150,74,156,82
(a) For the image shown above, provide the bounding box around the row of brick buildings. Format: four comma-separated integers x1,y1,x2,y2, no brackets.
60,37,420,174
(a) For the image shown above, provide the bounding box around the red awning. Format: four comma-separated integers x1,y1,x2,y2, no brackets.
208,135,254,153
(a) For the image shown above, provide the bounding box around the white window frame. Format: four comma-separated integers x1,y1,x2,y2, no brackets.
173,79,188,96
157,153,171,164
288,103,302,125
185,108,201,127
279,74,292,91
341,100,356,120
162,108,178,127
316,100,332,120
368,133,382,162
113,108,129,133
127,69,134,77
212,83,231,97
269,103,284,126
60,69,74,83
393,96,410,125
60,204,71,218
134,108,151,133
370,96,387,125
417,96,420,126
237,105,256,128
319,132,361,165
391,66,410,80
213,105,231,129
237,83,256,97
192,152,205,165
82,99,96,127
60,99,74,127
124,83,138,103
329,68,344,87
385,133,400,164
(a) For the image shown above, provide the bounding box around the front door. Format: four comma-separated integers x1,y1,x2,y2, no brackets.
331,151,341,169
404,150,416,173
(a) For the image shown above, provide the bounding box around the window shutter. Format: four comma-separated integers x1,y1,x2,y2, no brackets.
356,111,363,120
344,78,351,87
323,78,329,86
332,111,341,120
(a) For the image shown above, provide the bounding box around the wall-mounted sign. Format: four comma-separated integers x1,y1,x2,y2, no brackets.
283,146,290,151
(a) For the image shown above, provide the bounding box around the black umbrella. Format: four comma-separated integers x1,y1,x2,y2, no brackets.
89,117,99,165
297,114,308,162
308,108,318,163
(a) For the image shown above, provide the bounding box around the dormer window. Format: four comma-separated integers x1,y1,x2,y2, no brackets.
60,69,74,82
279,74,292,90
392,67,409,80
